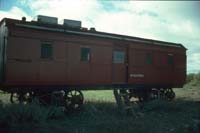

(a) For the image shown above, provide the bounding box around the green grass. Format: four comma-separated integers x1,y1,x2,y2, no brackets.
0,85,200,133
0,92,10,103
2,99,198,133
83,90,115,102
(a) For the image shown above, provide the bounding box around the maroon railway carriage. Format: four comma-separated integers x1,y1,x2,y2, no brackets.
0,15,186,111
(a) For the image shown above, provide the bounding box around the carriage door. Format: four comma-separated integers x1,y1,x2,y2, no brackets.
112,46,128,84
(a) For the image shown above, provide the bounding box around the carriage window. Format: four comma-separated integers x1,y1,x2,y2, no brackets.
146,53,153,64
41,43,53,59
81,47,90,62
113,51,125,63
168,54,174,65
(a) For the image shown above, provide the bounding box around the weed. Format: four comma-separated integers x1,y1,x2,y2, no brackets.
0,99,65,131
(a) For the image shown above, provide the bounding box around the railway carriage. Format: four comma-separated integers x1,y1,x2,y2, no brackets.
0,15,186,111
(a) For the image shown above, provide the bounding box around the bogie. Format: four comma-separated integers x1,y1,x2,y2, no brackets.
128,88,176,102
9,89,84,113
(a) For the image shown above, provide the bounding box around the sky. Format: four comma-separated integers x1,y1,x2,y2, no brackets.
0,0,200,74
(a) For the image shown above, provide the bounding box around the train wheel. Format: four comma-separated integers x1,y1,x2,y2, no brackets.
10,92,32,104
138,91,150,102
165,88,175,100
64,90,84,113
10,93,20,103
150,89,159,100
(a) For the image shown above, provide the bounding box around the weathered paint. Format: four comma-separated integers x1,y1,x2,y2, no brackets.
0,18,186,90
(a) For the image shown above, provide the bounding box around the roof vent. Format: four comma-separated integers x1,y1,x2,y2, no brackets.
62,19,81,29
36,15,58,25
81,27,88,31
22,17,26,22
90,27,96,32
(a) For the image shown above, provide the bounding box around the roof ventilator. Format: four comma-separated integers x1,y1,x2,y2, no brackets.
62,19,81,29
34,15,58,25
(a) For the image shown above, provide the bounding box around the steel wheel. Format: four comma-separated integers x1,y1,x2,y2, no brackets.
165,88,175,100
10,93,20,103
10,92,32,104
150,90,159,100
64,90,84,112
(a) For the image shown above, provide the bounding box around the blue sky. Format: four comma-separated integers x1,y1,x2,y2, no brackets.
0,0,200,74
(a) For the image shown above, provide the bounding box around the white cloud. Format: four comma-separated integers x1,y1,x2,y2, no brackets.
0,6,31,21
188,53,200,73
27,0,101,25
91,11,160,40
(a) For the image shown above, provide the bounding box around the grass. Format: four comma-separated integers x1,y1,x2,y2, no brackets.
83,90,115,102
0,99,66,132
0,83,200,133
3,99,198,133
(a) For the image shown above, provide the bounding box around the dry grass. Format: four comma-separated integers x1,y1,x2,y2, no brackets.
0,79,200,133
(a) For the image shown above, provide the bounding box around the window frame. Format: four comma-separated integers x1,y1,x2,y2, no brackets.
40,42,53,59
167,54,174,65
80,47,91,62
113,50,125,64
146,52,153,65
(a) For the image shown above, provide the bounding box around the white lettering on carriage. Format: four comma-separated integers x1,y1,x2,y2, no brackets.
130,74,144,78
